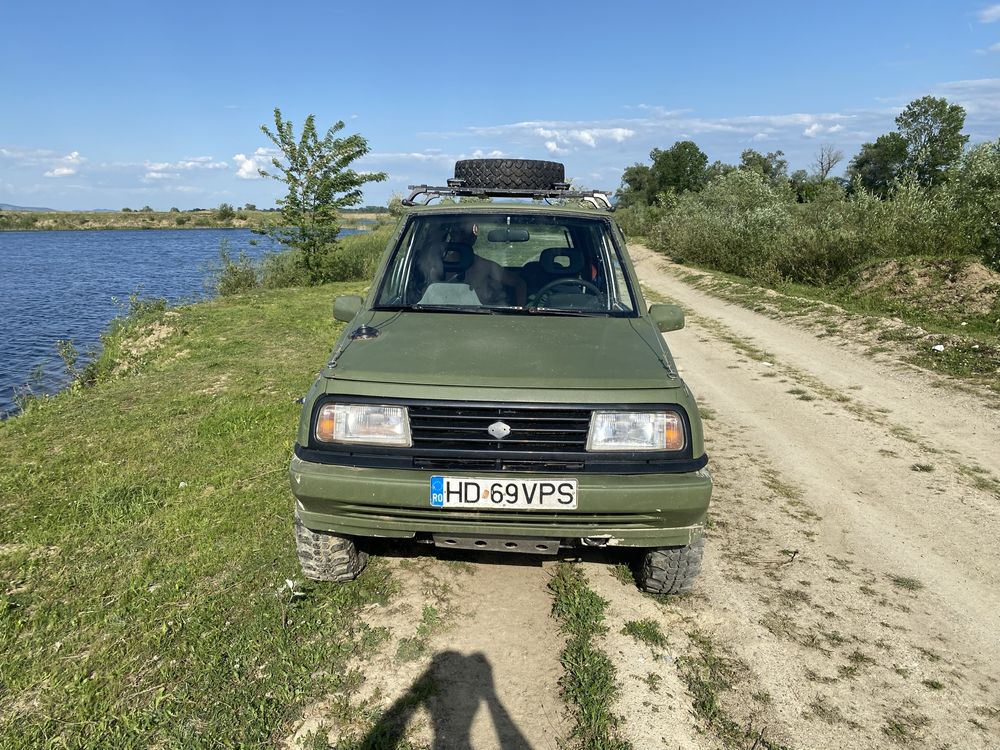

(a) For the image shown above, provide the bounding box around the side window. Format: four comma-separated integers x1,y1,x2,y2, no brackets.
601,229,635,312
378,222,417,304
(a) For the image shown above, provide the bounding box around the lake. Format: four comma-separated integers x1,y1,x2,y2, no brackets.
0,228,360,416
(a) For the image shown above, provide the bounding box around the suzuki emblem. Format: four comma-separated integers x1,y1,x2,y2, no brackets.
488,421,511,440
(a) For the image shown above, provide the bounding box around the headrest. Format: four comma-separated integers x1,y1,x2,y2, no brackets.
441,242,475,273
540,247,584,275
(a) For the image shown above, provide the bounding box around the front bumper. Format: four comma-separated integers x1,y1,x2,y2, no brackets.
289,455,712,548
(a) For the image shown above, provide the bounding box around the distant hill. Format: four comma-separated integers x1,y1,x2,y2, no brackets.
0,203,56,212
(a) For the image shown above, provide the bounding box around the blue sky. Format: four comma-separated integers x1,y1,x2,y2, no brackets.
2,0,999,210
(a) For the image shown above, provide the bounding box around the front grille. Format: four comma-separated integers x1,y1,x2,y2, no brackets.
408,404,591,453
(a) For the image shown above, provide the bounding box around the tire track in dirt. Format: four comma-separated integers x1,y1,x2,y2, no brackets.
582,245,1000,749
284,553,568,748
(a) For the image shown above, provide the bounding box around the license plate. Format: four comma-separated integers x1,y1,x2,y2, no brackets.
430,476,577,510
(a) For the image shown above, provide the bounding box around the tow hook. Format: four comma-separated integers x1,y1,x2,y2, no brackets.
581,536,612,547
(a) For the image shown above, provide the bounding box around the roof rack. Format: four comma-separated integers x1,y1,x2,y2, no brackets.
402,180,615,211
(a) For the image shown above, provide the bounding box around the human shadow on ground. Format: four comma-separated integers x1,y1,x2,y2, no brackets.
354,650,532,750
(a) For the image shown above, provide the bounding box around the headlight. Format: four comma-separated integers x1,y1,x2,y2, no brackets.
314,403,412,447
586,411,685,452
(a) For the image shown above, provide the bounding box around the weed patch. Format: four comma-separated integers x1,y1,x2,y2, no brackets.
678,630,791,749
549,563,631,750
621,619,668,649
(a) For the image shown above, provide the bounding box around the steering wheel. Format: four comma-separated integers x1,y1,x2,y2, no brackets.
533,277,603,306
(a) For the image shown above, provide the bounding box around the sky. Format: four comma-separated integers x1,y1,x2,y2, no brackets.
2,1,999,211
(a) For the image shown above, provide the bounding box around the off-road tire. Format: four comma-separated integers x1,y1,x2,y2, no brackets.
294,511,368,582
637,536,704,594
454,158,565,191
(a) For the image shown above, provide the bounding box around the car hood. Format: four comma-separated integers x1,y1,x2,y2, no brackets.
325,311,677,389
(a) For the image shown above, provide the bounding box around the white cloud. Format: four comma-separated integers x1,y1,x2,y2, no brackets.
44,166,76,177
532,125,635,151
803,121,847,138
143,171,180,180
232,147,279,179
978,4,1000,22
751,132,773,142
145,156,227,171
42,151,85,176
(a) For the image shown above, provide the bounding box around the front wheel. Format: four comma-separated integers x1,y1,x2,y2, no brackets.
637,536,704,594
294,511,368,582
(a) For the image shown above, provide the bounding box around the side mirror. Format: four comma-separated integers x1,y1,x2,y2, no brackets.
649,303,684,332
333,295,363,323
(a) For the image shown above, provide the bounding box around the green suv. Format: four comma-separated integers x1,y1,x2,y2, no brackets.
289,159,711,593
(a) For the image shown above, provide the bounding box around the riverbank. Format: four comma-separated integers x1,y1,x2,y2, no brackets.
0,209,387,232
0,279,401,747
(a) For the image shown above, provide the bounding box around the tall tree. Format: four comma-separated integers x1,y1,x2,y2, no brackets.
259,108,386,282
648,141,709,199
847,132,908,197
739,149,788,183
813,145,844,181
894,96,969,187
616,162,652,207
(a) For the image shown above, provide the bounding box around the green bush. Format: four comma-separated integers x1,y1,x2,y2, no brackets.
647,157,1000,285
652,170,795,283
614,203,666,238
206,241,259,296
259,248,309,289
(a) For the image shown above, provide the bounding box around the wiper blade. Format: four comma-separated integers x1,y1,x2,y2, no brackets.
526,307,595,317
409,304,494,314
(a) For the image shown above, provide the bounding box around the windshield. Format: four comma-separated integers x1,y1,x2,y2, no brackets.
374,212,637,315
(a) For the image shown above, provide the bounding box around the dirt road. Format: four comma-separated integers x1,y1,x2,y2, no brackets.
605,244,1000,749
287,246,1000,749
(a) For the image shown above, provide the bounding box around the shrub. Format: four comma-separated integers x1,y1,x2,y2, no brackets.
206,241,259,296
214,203,236,221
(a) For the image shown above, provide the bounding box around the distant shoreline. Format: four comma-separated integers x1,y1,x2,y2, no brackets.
0,209,387,232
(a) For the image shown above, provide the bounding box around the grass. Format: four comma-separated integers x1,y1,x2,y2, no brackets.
548,563,631,750
678,630,791,750
621,619,668,649
0,280,399,747
882,711,930,743
395,605,442,663
888,575,924,592
0,209,387,232
608,563,635,587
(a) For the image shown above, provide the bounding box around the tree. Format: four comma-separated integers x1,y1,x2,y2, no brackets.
813,145,844,181
215,202,236,221
647,141,709,199
895,96,968,187
259,107,387,282
705,160,736,182
616,162,651,207
739,149,788,183
847,132,908,197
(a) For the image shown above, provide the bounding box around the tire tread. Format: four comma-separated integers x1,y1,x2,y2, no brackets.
294,512,367,582
454,158,564,190
638,536,704,594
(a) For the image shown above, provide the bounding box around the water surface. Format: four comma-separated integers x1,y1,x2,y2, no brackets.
0,228,354,415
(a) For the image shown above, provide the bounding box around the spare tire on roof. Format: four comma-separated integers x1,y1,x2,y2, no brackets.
454,159,565,191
